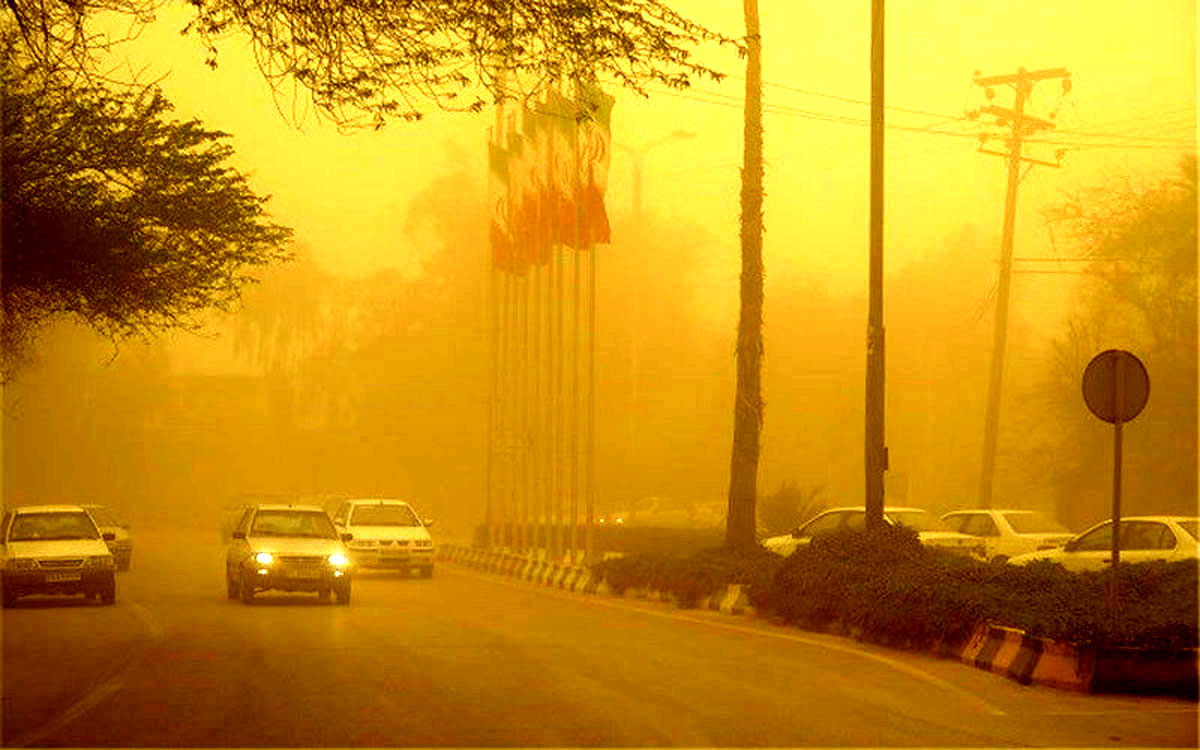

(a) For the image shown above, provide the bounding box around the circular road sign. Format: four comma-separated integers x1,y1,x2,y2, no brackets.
1082,349,1150,424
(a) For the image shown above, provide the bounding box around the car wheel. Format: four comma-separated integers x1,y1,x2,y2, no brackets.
239,571,256,604
118,556,131,572
335,583,351,605
421,566,434,579
990,555,1009,566
100,578,116,606
317,587,331,602
2,589,16,608
226,570,239,599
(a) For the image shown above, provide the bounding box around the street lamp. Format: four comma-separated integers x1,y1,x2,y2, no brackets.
615,130,696,222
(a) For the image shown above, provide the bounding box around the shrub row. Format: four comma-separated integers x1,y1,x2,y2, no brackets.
588,525,1200,652
592,546,783,609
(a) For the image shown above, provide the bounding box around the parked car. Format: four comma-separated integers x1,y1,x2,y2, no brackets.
329,498,436,577
225,504,353,604
761,506,985,559
939,508,1074,564
82,505,134,571
1,504,117,607
1008,515,1200,572
600,497,724,529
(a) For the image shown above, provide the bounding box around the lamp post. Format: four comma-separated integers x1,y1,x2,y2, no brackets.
615,130,697,222
612,130,695,499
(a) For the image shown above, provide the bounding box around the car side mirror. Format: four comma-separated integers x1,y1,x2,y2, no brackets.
102,532,116,542
790,528,802,539
340,532,353,542
232,531,246,540
423,519,435,528
1063,539,1078,552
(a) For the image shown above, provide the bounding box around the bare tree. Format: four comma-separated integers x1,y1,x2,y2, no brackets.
5,0,739,129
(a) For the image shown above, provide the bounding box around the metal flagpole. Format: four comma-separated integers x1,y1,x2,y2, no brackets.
500,270,513,548
586,235,596,564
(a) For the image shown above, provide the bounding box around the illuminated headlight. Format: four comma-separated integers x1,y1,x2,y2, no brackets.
84,555,115,569
254,552,274,565
328,553,348,567
7,558,38,570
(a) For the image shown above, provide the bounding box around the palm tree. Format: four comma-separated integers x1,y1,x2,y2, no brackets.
725,0,764,550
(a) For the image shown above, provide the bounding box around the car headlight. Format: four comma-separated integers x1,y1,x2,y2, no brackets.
328,553,348,566
84,555,115,569
254,552,274,565
7,558,38,570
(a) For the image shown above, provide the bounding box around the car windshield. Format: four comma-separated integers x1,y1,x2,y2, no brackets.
87,507,120,526
9,511,100,541
885,510,943,532
1177,520,1198,541
251,510,337,538
350,504,420,527
1003,511,1071,534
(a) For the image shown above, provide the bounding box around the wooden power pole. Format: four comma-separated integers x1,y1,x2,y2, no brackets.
975,66,1069,508
865,0,886,528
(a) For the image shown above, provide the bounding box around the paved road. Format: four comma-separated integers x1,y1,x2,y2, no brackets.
3,527,1197,747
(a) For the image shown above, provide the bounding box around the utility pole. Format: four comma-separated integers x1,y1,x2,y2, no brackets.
974,66,1068,509
864,0,885,529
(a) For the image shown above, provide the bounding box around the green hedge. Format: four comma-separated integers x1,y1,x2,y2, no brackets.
591,546,783,609
588,525,1199,652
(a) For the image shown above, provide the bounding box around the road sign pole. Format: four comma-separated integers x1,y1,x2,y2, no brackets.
1109,355,1125,615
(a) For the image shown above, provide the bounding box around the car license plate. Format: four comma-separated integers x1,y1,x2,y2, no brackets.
287,567,320,580
46,572,82,582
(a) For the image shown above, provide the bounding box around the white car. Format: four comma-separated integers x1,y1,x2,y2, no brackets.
83,504,134,570
330,499,436,577
940,509,1075,564
761,506,985,559
226,504,353,604
1009,515,1200,572
1,505,118,607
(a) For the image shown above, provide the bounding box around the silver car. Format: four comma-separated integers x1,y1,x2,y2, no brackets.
761,506,985,559
940,509,1074,564
225,504,353,604
83,505,134,571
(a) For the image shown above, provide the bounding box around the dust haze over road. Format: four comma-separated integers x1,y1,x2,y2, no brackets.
3,525,1196,747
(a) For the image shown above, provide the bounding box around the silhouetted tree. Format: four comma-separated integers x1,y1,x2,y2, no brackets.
5,0,737,128
1,37,292,378
758,481,825,536
1029,155,1197,526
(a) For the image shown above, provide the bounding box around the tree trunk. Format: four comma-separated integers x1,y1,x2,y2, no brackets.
725,0,763,551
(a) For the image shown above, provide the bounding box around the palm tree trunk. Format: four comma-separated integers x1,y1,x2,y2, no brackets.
725,0,764,550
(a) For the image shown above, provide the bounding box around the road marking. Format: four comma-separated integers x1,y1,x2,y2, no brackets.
8,599,162,747
1034,707,1198,716
130,602,165,640
8,677,124,748
448,566,1007,716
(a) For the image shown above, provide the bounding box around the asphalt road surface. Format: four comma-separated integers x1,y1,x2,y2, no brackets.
3,526,1197,747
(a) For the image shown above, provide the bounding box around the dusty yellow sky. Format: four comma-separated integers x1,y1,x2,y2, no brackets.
111,0,1194,303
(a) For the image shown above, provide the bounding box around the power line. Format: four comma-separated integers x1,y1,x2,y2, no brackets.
656,79,1195,151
